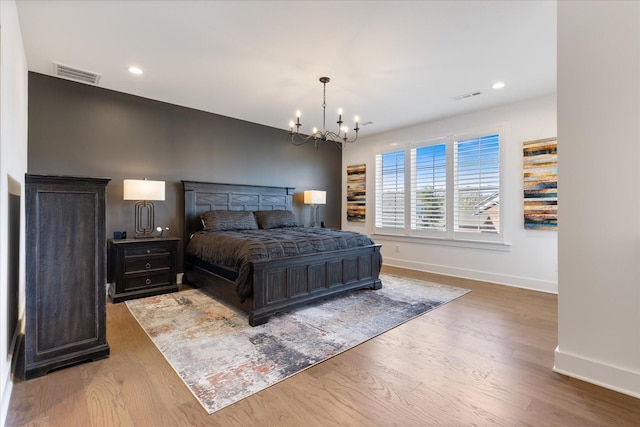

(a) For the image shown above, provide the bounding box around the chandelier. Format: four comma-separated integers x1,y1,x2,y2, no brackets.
289,77,360,149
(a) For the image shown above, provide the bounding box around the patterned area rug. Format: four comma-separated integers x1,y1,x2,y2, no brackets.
125,273,469,414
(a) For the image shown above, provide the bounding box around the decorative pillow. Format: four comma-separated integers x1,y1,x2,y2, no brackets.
254,210,299,229
200,210,258,232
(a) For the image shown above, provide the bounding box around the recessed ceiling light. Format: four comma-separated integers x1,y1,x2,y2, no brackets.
128,66,143,75
492,81,506,89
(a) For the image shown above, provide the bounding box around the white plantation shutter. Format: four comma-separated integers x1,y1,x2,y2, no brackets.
453,134,500,233
375,151,405,229
374,130,502,244
411,144,447,231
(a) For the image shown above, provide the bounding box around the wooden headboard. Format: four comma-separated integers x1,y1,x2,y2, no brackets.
182,181,295,245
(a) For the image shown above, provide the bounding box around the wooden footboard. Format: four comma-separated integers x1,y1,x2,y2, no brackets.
184,244,382,326
250,243,381,325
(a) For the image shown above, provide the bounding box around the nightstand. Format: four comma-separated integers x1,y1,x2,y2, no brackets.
108,237,180,303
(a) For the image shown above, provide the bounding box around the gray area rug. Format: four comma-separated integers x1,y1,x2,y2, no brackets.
126,273,470,414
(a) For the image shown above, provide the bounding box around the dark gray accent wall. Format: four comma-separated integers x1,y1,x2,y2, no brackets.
27,72,342,270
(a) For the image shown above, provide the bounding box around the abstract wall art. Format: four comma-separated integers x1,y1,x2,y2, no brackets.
523,137,557,230
347,164,366,222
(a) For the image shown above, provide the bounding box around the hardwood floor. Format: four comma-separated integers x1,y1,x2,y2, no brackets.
6,266,640,426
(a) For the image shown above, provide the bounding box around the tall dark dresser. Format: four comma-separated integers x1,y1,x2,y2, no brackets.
23,174,111,379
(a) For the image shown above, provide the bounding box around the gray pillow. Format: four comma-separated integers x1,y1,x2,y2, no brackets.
200,210,258,231
254,210,299,229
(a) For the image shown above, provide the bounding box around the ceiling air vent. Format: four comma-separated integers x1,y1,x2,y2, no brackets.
52,62,101,85
452,91,482,101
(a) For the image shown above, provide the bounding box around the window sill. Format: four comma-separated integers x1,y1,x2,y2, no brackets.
371,232,512,252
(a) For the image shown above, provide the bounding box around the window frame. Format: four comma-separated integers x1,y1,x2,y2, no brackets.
374,127,505,246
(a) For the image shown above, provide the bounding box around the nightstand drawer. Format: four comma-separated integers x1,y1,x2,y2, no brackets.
123,270,172,292
123,246,170,257
124,253,171,273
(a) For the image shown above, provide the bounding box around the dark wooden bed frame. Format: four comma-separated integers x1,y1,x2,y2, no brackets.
182,181,382,326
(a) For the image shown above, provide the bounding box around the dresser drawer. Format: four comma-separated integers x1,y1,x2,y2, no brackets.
123,270,172,292
124,253,171,273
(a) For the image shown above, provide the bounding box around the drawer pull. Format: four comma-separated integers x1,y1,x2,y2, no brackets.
145,278,152,285
145,262,152,269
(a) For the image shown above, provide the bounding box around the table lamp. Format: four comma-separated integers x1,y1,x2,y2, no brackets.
123,178,165,238
304,190,326,227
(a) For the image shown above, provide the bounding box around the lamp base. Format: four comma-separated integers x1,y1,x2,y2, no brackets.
134,200,156,235
310,204,320,227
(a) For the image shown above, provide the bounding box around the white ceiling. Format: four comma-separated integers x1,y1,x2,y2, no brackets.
15,0,557,137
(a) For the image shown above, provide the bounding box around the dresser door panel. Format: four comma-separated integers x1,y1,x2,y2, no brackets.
24,175,110,379
34,191,100,355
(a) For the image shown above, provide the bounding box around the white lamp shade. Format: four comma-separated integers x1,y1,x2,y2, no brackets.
123,179,165,201
304,190,326,205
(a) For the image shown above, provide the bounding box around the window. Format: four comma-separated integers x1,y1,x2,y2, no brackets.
454,134,500,234
375,130,502,244
411,144,447,232
375,150,405,229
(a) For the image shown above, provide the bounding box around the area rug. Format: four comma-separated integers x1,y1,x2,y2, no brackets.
125,273,469,414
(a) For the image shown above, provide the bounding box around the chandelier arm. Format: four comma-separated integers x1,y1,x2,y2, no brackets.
320,131,358,149
290,132,318,146
325,131,341,140
325,130,358,142
342,132,358,144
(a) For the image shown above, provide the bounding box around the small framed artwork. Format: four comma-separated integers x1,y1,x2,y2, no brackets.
347,164,366,222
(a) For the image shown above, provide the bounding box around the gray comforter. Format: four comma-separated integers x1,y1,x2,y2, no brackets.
186,227,376,301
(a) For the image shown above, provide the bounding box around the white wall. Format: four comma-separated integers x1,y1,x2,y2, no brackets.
342,95,558,293
0,0,28,425
555,1,640,398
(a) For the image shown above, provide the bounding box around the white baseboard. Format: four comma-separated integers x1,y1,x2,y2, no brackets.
554,346,640,398
1,369,13,427
383,257,558,294
0,373,13,426
2,311,24,427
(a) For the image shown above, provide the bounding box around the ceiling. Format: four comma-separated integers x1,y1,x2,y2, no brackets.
15,0,557,138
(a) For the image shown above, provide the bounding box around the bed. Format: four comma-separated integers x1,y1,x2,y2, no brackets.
182,181,382,326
